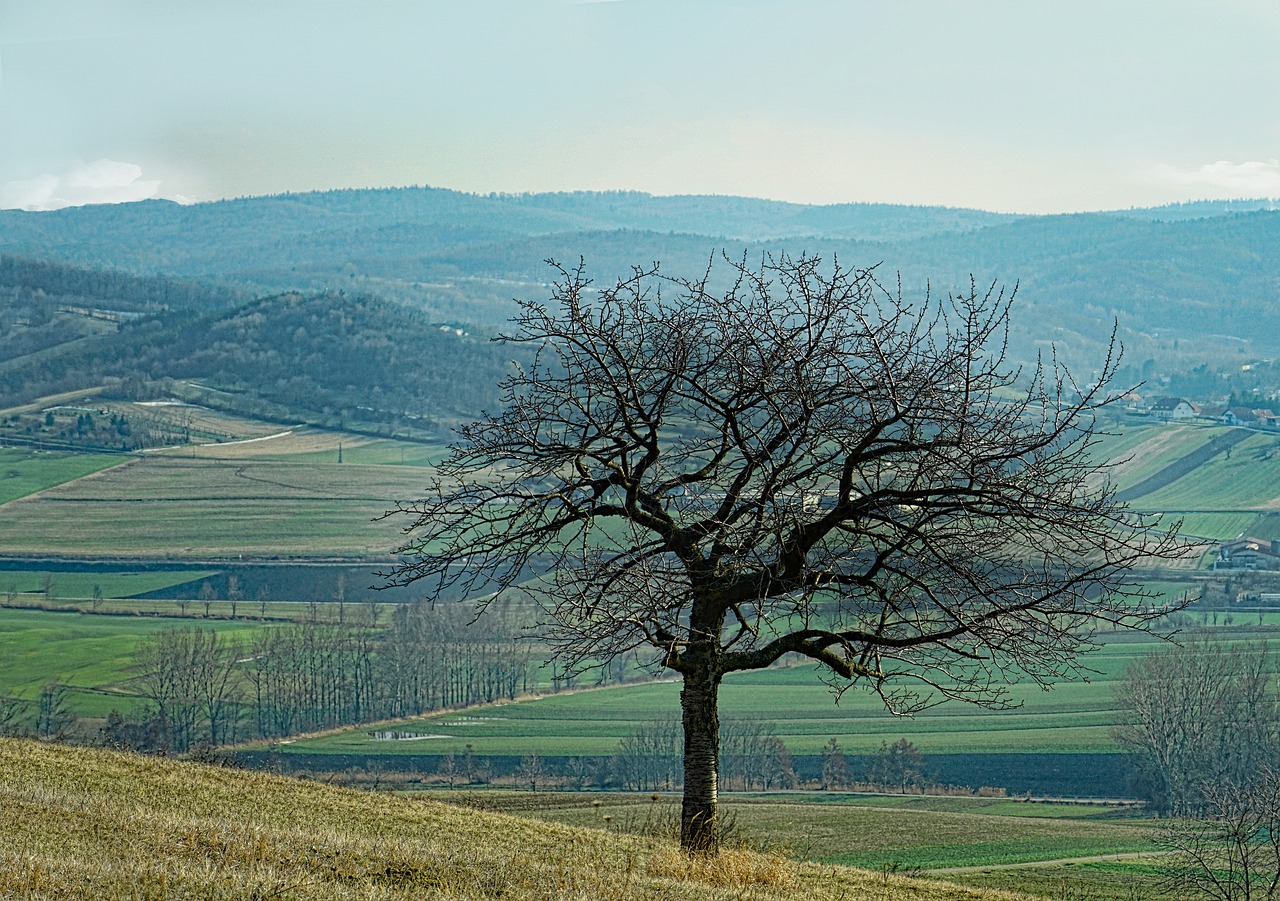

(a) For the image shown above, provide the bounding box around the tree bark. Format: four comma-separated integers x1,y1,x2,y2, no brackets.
680,661,722,853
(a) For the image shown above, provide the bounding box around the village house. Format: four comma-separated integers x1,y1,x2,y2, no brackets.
1214,536,1280,570
1221,407,1259,426
1147,396,1199,420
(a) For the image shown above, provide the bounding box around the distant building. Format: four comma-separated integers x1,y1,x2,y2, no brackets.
1148,396,1199,420
1215,537,1280,570
1221,407,1257,426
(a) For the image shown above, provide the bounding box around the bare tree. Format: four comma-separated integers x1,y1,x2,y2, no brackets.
869,738,925,793
1157,764,1280,901
820,737,848,791
36,681,75,740
517,751,545,792
387,254,1184,852
226,575,242,620
614,717,681,792
437,752,460,789
1113,636,1278,817
198,580,216,618
0,693,23,736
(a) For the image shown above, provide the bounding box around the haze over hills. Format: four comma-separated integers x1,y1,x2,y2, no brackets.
3,187,1280,438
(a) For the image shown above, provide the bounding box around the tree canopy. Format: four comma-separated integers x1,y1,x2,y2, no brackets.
388,253,1184,852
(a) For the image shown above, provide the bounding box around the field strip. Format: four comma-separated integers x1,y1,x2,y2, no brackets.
1115,428,1252,502
921,851,1168,874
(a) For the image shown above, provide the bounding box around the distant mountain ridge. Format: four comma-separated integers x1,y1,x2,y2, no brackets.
3,186,1280,401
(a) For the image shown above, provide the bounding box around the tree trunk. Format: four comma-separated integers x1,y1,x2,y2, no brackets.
680,662,722,854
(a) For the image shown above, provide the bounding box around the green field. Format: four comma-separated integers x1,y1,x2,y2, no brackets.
0,570,216,600
276,627,1278,760
1135,431,1280,510
511,794,1158,870
0,447,123,505
1097,423,1220,490
0,607,263,717
1154,510,1258,540
430,790,1166,900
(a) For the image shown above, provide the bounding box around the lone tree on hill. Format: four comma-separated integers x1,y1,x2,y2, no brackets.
387,254,1184,853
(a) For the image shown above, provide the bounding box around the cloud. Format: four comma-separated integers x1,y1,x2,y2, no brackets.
1153,159,1280,198
0,159,185,211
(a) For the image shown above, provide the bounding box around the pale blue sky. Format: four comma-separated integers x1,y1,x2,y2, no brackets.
2,0,1279,212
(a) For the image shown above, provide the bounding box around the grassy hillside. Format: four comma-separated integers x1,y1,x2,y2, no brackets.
0,736,1034,900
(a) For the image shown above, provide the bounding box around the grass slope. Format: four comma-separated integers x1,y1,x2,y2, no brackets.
0,448,123,505
0,737,1033,901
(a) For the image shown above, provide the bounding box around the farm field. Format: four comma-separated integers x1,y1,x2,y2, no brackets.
1154,510,1260,541
0,606,264,717
0,447,123,505
1134,430,1280,510
151,423,447,466
119,401,290,444
0,454,433,557
0,570,216,600
1093,422,1220,489
483,792,1159,869
431,791,1166,901
5,412,1276,564
275,627,1279,761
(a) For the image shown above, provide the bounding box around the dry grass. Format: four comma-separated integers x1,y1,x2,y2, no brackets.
0,737,1037,900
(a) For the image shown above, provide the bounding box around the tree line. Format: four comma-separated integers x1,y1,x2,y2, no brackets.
102,601,536,753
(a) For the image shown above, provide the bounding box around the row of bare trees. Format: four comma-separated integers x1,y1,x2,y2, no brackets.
609,719,927,794
1114,635,1278,818
125,601,535,752
611,717,800,792
1115,636,1280,900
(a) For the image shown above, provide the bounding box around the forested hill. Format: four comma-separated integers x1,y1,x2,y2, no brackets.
0,272,515,429
3,187,1280,386
0,188,1014,275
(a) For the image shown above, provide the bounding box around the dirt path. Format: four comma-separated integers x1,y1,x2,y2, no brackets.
922,850,1167,875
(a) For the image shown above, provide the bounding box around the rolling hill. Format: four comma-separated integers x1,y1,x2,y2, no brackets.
3,188,1280,376
0,736,1033,900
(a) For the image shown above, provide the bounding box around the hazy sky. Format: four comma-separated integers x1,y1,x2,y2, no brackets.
2,0,1279,213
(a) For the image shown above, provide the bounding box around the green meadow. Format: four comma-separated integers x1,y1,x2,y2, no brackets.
504,793,1159,870
0,607,264,717
0,447,123,505
1135,430,1280,510
278,627,1278,760
0,570,215,600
